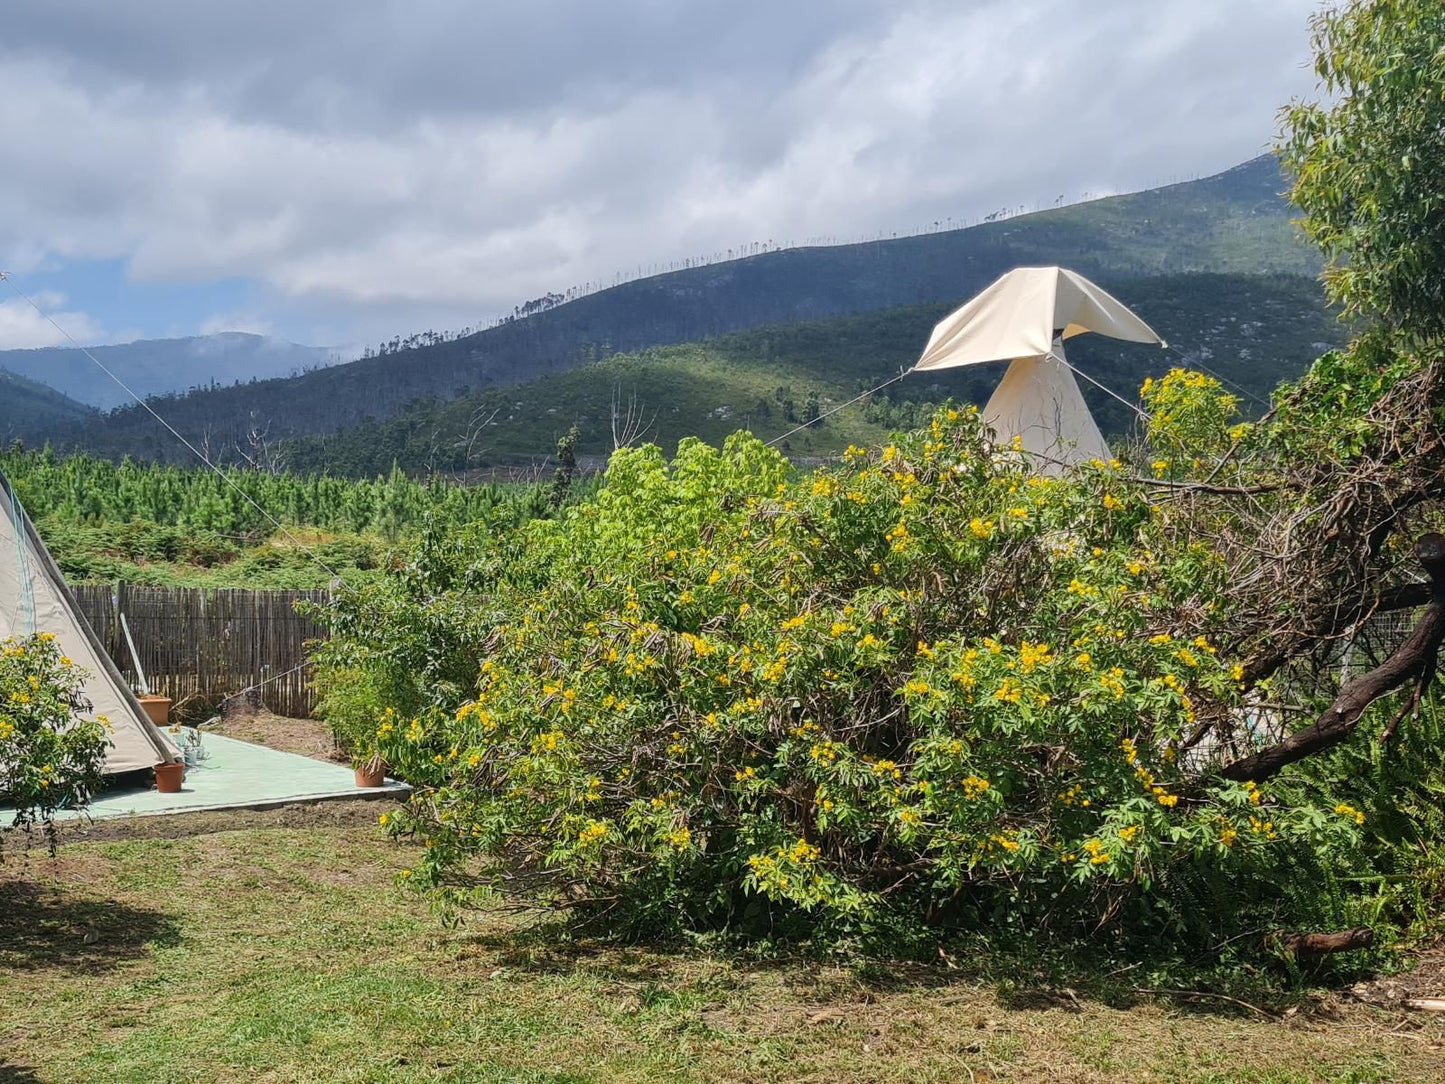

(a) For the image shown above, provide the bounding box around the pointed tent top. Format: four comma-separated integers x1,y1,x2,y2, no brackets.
912,266,1166,373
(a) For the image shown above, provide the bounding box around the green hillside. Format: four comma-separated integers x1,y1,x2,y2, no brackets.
289,272,1342,476
0,367,94,439
32,156,1318,464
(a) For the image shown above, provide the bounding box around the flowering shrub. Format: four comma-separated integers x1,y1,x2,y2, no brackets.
321,385,1385,942
1,633,109,848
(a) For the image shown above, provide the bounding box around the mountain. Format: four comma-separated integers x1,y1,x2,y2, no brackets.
285,271,1343,477
0,332,335,410
25,155,1319,464
0,368,95,441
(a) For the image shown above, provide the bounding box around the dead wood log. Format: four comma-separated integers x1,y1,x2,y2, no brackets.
1274,927,1375,959
1220,533,1445,785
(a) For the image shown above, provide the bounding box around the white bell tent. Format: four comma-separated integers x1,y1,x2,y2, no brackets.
913,266,1165,470
2,467,179,774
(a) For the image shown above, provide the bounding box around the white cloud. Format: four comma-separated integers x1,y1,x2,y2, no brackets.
0,292,106,349
0,0,1322,344
198,310,274,337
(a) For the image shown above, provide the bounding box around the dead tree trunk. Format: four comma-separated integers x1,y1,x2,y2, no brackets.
1274,927,1375,959
1220,532,1445,785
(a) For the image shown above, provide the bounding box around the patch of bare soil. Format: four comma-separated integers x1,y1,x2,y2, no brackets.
205,709,346,763
1346,947,1445,1009
13,798,399,850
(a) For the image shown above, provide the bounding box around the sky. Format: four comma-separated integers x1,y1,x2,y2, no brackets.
0,0,1322,354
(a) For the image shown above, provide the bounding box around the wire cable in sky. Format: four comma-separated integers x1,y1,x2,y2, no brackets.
0,271,342,579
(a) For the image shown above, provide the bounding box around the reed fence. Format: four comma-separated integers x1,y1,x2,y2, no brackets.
72,584,330,719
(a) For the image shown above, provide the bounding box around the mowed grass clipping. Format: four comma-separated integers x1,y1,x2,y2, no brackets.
2,823,1443,1083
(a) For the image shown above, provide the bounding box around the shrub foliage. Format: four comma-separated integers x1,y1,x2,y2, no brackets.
321,374,1394,941
1,633,109,849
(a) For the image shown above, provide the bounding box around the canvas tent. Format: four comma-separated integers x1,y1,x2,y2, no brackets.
1,468,178,774
913,266,1165,470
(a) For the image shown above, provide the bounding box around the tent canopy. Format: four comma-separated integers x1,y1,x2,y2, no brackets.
914,265,1164,373
1,468,177,774
911,267,1164,472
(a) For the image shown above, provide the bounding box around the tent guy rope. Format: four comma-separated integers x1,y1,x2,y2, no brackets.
1052,352,1152,421
765,370,909,447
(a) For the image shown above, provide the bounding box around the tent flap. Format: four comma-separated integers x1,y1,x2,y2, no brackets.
1,469,178,773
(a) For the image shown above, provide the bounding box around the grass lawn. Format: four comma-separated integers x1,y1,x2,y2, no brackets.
2,809,1443,1083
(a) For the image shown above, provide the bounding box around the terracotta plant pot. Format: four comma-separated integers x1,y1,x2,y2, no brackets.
137,694,173,727
154,761,185,793
354,763,386,788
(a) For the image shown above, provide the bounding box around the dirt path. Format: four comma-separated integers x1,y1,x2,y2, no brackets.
205,709,347,762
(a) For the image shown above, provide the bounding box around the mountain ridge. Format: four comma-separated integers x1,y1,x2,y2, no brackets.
21,155,1319,463
0,332,335,410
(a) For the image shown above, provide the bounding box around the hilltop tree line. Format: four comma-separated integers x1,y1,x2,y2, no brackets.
15,160,1314,467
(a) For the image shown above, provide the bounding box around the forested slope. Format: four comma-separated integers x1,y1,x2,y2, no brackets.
27,156,1317,463
0,368,94,438
287,272,1342,475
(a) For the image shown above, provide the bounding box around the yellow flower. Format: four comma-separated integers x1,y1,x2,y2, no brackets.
993,678,1024,704
578,820,610,844
960,775,990,800
1334,802,1365,826
1018,640,1053,673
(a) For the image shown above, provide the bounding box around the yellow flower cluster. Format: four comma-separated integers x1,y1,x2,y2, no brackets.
1334,802,1365,826
960,775,991,800
1018,640,1053,673
1098,667,1126,699
810,740,839,764
993,677,1024,704
578,820,609,844
1082,838,1110,865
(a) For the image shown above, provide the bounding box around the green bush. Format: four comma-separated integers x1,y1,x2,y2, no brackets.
320,384,1384,945
1,633,110,851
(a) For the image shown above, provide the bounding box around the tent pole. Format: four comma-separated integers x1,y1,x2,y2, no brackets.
118,609,150,696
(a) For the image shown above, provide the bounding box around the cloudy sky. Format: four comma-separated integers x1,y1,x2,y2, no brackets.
0,0,1321,353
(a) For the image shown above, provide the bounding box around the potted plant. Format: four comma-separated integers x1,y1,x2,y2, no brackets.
354,750,387,788
137,692,173,727
154,759,185,793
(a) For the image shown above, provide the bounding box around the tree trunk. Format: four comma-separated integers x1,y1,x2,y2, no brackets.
1220,533,1445,784
1275,927,1374,958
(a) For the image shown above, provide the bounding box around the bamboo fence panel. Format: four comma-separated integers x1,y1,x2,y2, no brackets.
72,584,330,718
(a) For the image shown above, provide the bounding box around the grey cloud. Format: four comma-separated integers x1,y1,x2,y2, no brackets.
6,0,888,131
0,0,1321,347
